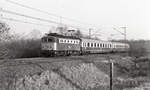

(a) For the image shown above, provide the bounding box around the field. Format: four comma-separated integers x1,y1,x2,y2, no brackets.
0,54,150,90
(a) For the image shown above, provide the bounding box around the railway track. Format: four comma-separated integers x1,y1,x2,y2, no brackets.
0,53,126,68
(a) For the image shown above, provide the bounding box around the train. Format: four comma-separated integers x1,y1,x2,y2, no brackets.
41,33,130,56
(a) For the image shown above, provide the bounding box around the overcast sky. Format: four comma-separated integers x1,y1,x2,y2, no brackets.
0,0,150,40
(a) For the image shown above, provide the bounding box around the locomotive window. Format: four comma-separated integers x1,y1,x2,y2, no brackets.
64,40,66,43
76,41,78,44
48,38,53,42
42,38,47,42
60,39,63,43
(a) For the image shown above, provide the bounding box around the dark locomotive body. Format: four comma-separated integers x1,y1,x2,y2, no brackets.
41,33,81,56
41,33,129,56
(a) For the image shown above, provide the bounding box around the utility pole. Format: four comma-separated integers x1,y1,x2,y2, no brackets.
101,58,114,90
60,16,62,26
89,28,92,39
121,27,127,51
109,59,114,90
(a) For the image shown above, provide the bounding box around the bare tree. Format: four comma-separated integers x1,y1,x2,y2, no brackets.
0,21,11,41
29,29,42,39
0,21,11,59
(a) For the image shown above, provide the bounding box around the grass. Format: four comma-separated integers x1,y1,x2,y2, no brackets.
0,54,150,90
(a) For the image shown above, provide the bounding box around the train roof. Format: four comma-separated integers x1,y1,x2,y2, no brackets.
81,38,129,45
81,38,112,43
43,33,81,40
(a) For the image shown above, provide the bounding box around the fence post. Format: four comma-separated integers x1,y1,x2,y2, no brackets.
110,59,114,90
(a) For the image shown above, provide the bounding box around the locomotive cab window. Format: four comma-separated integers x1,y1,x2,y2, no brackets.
42,38,47,42
48,38,53,42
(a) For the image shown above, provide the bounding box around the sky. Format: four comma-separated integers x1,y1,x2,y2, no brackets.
0,0,150,40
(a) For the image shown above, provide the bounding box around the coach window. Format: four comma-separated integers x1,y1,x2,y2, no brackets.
87,43,90,47
60,39,63,43
100,43,102,47
94,43,96,47
85,43,87,47
102,44,104,48
91,43,93,47
63,40,66,43
97,43,99,47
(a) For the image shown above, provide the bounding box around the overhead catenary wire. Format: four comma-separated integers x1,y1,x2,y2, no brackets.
5,0,94,27
113,27,125,35
1,16,53,27
0,8,86,29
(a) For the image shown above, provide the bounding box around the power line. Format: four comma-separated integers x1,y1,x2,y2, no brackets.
0,8,59,24
5,0,94,27
0,8,85,29
113,27,125,35
1,16,52,27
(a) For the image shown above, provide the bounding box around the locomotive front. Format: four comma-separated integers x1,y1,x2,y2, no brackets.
41,36,57,56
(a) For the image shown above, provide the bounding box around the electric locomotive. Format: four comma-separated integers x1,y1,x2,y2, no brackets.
41,33,81,56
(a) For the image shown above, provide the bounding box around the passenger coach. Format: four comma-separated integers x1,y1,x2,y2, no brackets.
41,33,130,56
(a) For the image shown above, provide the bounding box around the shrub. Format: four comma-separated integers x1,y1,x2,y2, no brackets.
60,63,109,89
1,39,41,59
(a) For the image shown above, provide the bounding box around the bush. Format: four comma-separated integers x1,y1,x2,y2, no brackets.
128,40,147,57
60,63,109,89
1,39,41,59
